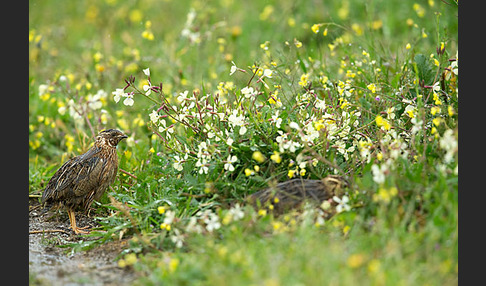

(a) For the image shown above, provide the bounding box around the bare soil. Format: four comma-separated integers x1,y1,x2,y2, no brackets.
29,198,137,285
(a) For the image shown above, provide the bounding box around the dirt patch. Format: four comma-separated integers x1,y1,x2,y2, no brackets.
29,198,137,285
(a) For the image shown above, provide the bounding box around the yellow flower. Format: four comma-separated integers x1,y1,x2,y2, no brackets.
322,28,328,36
448,105,455,116
158,206,166,214
314,119,325,131
433,92,442,105
168,258,179,273
95,64,105,73
351,23,363,36
129,9,142,23
252,151,265,163
299,168,306,176
125,253,137,265
287,17,295,27
405,105,415,118
431,127,437,135
367,259,381,274
259,5,274,21
430,106,441,116
142,30,154,41
376,152,383,161
413,3,426,18
373,187,398,204
406,43,411,50
294,39,303,48
367,83,377,93
338,1,350,20
311,24,320,34
432,117,441,127
375,115,391,130
270,151,282,163
421,29,428,38
287,169,297,178
371,20,383,30
160,223,171,231
244,168,254,177
258,209,267,216
298,73,309,87
347,253,365,268
230,25,242,37
117,259,127,268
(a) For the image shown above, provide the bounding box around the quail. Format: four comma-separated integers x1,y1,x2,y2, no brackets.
41,129,128,234
247,175,348,215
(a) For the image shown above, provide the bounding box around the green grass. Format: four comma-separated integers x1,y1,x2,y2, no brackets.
30,0,458,285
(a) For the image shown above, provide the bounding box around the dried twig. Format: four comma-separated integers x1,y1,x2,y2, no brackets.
119,168,137,179
29,229,69,234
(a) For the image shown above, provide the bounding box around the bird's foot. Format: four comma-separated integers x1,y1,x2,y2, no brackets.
71,225,90,234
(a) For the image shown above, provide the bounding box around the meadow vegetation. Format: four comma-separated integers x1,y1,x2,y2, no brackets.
29,0,458,284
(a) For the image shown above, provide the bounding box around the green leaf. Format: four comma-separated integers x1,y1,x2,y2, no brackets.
413,54,435,86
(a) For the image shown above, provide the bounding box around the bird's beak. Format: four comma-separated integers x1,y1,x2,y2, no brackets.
119,134,128,139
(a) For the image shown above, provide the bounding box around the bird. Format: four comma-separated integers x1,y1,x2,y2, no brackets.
247,175,348,215
41,129,128,234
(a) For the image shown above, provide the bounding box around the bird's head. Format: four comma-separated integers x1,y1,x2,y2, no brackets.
96,129,128,147
322,175,349,197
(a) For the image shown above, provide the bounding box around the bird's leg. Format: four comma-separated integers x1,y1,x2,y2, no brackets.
67,209,90,234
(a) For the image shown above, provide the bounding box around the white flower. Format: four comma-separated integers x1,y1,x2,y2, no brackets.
333,195,351,213
177,90,189,102
230,61,238,76
315,98,326,110
163,210,176,225
143,82,152,96
241,86,255,98
410,117,423,135
371,164,387,184
173,154,187,171
112,88,125,103
196,158,209,174
170,228,184,248
228,203,244,221
186,216,203,234
224,155,238,172
451,58,458,75
439,129,457,163
149,110,159,124
38,84,49,96
263,68,273,78
271,111,282,128
204,212,221,232
58,106,66,115
228,109,246,129
289,121,300,130
87,93,102,110
386,107,396,120
159,119,174,138
123,93,134,106
143,68,150,76
239,125,247,135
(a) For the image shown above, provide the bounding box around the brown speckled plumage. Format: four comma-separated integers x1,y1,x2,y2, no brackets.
41,129,127,234
247,175,348,215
